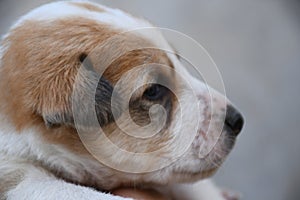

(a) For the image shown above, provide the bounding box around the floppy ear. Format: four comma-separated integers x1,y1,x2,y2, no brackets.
43,53,121,128
43,113,74,128
94,70,121,127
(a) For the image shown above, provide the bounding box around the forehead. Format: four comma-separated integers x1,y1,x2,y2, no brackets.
14,1,170,48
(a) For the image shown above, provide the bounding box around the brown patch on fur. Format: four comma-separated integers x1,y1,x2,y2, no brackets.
69,1,105,12
0,18,119,154
0,17,176,155
0,18,116,131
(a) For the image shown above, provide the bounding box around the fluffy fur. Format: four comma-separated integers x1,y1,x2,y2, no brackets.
0,1,243,199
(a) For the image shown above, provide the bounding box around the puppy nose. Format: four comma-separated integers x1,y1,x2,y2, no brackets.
225,105,244,136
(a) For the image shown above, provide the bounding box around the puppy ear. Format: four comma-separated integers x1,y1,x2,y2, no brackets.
43,113,74,128
79,53,94,71
79,53,121,126
43,53,121,128
95,76,121,126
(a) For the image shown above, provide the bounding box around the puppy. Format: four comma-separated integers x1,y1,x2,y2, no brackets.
0,1,244,200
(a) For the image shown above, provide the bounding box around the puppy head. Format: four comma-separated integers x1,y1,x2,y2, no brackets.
0,1,243,189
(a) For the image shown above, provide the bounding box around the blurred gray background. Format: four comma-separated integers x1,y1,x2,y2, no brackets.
1,0,300,200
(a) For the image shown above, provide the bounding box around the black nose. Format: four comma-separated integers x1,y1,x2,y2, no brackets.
225,105,244,136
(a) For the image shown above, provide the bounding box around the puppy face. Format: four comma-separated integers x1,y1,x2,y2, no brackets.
0,1,243,189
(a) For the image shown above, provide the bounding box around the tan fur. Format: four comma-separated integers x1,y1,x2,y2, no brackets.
0,17,176,155
103,48,174,83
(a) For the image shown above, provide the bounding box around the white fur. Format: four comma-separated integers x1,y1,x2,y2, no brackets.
13,1,152,33
0,115,224,199
7,173,132,200
165,181,226,200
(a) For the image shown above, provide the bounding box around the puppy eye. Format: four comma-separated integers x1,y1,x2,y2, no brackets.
143,84,167,101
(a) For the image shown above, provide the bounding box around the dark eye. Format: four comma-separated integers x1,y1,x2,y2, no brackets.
143,84,167,101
